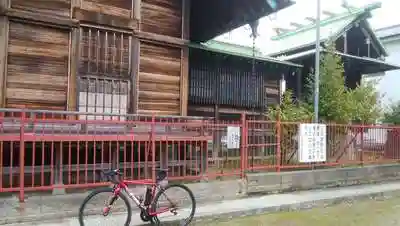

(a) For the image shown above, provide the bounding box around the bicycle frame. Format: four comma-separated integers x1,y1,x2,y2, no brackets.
110,179,173,217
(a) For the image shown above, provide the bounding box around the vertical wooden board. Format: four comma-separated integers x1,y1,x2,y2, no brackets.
11,0,71,18
141,0,182,38
138,41,181,115
131,37,140,113
67,28,79,112
0,17,9,107
179,0,190,115
6,22,69,110
81,0,132,18
180,47,188,116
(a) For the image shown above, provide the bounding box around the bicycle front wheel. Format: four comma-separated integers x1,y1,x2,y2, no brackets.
150,184,196,226
78,187,132,226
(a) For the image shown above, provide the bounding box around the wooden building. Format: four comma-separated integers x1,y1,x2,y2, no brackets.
0,0,300,191
265,2,400,99
0,0,295,117
188,40,302,119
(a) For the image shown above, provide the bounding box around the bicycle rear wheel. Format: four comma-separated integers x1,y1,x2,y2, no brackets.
150,184,196,226
78,187,132,226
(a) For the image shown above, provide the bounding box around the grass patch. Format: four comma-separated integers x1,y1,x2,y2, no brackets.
197,196,400,226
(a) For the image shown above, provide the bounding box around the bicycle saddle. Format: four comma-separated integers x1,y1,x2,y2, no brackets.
102,169,121,177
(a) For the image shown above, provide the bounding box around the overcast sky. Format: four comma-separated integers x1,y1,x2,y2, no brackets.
216,0,398,54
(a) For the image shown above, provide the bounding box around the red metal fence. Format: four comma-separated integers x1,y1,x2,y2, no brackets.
0,109,399,202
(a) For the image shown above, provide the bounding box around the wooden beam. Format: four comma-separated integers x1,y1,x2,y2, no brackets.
360,26,381,57
67,28,80,113
3,8,78,28
188,105,260,115
322,10,336,17
305,17,316,23
131,38,140,114
73,7,138,31
0,16,9,107
135,31,188,47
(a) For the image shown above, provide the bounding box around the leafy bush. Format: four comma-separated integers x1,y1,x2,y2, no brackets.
383,102,400,125
267,89,312,122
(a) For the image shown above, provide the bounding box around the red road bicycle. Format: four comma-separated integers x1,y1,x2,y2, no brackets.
78,168,196,226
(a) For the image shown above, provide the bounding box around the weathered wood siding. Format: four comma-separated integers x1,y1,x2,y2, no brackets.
265,80,280,107
6,22,69,110
138,42,181,115
81,0,133,18
10,0,71,18
141,0,182,38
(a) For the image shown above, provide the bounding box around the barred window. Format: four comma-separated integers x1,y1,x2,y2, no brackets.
78,26,132,120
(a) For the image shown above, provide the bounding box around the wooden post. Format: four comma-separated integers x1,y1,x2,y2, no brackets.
0,14,9,108
71,0,82,16
180,0,190,116
67,28,80,114
131,0,141,114
180,48,189,116
133,0,141,22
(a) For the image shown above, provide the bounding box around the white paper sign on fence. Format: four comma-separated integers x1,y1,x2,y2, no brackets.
298,123,327,163
227,126,241,149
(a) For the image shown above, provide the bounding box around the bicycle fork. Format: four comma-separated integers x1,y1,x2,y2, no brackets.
103,186,121,216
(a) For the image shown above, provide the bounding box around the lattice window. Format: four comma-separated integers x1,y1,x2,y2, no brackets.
78,26,132,120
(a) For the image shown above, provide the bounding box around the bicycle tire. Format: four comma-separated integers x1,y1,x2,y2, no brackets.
78,187,132,226
150,184,196,226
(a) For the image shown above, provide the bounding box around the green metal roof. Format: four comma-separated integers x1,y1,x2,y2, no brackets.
188,41,302,68
266,2,384,56
204,40,263,56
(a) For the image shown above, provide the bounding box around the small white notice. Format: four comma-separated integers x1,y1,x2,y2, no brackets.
298,123,327,163
227,126,241,149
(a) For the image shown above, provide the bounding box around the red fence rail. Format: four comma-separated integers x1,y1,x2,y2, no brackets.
0,109,400,202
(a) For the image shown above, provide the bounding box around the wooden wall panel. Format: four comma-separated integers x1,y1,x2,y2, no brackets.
265,80,280,107
11,0,71,18
141,0,182,38
6,22,69,110
138,42,181,115
81,0,132,18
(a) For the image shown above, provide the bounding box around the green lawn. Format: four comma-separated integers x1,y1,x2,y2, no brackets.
198,197,400,226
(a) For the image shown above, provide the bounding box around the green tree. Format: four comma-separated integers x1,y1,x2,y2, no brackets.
383,102,400,125
304,45,381,124
350,79,381,124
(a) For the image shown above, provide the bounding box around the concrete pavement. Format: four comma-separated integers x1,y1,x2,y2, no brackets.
4,181,400,225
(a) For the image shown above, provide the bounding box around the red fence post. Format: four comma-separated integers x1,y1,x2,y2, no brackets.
360,125,364,166
276,111,281,173
151,113,156,182
19,111,26,203
240,113,247,178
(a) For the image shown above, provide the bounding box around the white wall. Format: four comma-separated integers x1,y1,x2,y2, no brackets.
363,39,400,110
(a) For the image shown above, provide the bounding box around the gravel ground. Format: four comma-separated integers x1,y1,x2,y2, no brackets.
197,196,400,226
